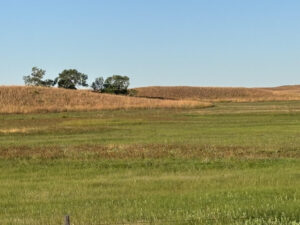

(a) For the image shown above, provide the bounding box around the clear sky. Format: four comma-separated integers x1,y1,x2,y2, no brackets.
0,0,299,87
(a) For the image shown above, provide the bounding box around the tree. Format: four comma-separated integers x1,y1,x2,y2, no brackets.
56,69,88,89
23,67,55,87
103,75,130,94
91,77,104,92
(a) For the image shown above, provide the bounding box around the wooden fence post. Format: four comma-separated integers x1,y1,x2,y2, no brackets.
65,215,70,225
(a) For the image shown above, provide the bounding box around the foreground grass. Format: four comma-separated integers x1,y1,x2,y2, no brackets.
0,101,300,224
1,159,299,225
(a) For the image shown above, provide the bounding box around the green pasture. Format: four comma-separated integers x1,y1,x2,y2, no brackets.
0,101,300,224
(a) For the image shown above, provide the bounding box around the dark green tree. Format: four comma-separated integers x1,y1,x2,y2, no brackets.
23,67,55,87
103,75,130,94
56,69,88,89
91,77,104,92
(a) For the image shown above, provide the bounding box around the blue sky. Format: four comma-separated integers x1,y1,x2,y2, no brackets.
0,0,299,87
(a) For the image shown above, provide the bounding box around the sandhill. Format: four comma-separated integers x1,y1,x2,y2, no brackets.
133,85,300,102
2,85,300,114
0,86,209,114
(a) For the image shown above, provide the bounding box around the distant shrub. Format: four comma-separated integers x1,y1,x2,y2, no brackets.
128,89,137,96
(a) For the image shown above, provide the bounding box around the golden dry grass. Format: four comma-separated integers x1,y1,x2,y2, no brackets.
134,85,300,102
0,86,210,114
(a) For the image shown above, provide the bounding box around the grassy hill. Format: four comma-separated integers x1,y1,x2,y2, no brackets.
0,86,210,114
2,85,300,114
133,85,300,102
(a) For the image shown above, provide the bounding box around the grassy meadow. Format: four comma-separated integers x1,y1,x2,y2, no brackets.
0,101,300,224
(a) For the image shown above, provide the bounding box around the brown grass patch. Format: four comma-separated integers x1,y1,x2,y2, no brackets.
0,128,38,134
1,144,298,160
0,86,211,114
133,85,300,102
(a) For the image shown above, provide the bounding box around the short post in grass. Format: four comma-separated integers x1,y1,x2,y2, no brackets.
65,215,70,225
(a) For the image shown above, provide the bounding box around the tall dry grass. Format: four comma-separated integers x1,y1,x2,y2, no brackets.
133,85,300,102
0,86,210,114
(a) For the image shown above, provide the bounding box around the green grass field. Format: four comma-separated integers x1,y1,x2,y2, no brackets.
0,101,300,225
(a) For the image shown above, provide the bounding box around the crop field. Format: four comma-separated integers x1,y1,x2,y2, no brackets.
0,101,300,225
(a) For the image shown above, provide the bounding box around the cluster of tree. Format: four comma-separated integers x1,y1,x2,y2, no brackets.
91,75,129,94
23,67,130,94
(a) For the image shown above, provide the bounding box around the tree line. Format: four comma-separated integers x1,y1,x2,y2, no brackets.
23,67,130,94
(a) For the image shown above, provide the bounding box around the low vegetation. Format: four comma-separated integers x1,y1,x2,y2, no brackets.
0,84,300,224
0,101,299,224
